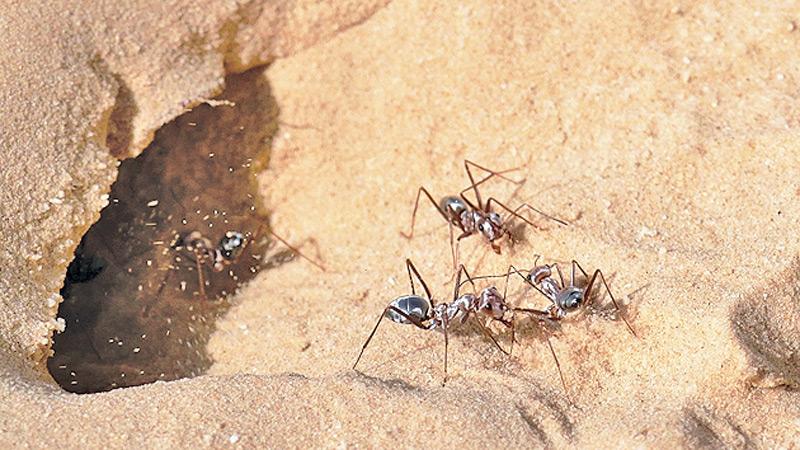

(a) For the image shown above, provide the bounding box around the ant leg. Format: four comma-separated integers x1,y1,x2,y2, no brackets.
511,203,569,227
513,307,551,319
553,262,566,289
353,305,432,370
449,223,458,272
452,264,476,301
405,258,433,304
545,334,569,400
442,318,450,386
463,160,527,211
268,230,327,272
195,257,207,299
401,187,450,239
576,260,638,338
486,197,542,229
505,264,556,306
471,316,511,355
464,160,527,185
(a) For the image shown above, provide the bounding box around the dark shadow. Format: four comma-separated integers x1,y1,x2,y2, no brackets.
681,407,754,450
48,67,292,393
731,256,800,390
105,74,137,158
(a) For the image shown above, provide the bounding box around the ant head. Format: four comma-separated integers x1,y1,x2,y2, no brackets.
219,231,246,260
439,196,468,222
556,287,584,312
480,286,507,320
386,295,431,324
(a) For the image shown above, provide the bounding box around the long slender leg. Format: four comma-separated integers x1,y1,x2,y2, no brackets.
463,160,527,211
457,173,510,199
269,230,327,271
353,305,432,370
500,267,516,354
401,187,450,239
511,203,570,226
545,334,569,400
459,161,527,209
505,264,556,306
464,159,527,185
486,198,542,230
406,258,433,304
442,318,449,386
195,256,207,299
452,264,476,302
472,315,511,355
448,222,457,271
513,307,551,318
554,263,566,289
576,261,637,338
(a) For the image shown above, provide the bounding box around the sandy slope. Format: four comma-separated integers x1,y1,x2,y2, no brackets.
1,0,799,448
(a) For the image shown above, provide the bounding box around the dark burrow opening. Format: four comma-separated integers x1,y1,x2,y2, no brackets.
48,67,296,394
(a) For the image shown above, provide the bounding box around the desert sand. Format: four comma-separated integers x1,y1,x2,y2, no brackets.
1,0,799,448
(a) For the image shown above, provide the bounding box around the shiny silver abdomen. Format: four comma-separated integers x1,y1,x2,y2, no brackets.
439,196,468,224
385,295,431,324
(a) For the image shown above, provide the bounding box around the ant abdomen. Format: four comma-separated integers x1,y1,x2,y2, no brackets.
439,196,467,224
386,295,431,324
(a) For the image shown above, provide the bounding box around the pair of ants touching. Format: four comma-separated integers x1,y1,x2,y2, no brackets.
354,160,636,395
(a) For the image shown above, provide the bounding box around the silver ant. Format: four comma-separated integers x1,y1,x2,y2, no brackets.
173,227,325,299
353,259,565,389
401,160,567,268
495,257,638,337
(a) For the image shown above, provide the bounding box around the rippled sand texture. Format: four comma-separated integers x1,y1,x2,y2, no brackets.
2,0,799,448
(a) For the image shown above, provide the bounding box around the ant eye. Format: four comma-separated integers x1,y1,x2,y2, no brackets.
566,293,582,310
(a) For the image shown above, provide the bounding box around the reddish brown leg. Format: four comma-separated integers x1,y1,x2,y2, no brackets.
452,264,476,301
442,317,450,386
194,256,207,299
405,258,433,303
472,315,511,355
353,305,433,370
269,230,327,272
401,186,450,239
512,203,569,227
573,260,638,338
554,262,566,289
462,159,527,211
545,334,570,401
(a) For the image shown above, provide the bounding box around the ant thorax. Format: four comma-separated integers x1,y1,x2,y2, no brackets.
459,209,504,242
529,265,561,301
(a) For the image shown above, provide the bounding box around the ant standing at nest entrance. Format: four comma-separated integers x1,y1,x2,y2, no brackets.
400,160,568,269
353,259,566,390
170,226,326,300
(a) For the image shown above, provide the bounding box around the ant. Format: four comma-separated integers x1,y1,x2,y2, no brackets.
353,259,565,390
172,227,325,299
489,257,637,337
400,160,567,268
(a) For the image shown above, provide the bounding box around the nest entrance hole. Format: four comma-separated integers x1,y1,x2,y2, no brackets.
47,68,293,393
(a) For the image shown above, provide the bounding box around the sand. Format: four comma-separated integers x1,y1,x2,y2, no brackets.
1,0,799,448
